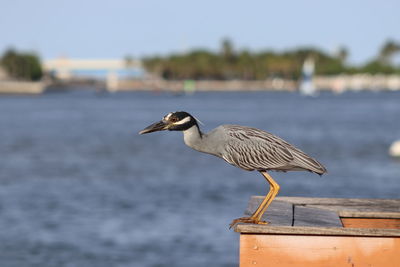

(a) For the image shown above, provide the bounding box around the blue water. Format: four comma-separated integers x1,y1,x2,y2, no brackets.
0,90,399,266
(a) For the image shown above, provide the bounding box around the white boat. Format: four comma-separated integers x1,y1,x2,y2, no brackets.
299,57,316,96
389,140,400,158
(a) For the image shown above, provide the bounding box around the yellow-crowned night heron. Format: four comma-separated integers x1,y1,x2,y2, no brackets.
139,111,327,228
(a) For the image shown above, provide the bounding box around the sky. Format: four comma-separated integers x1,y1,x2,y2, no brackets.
1,0,399,65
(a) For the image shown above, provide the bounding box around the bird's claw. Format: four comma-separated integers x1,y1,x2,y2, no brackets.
229,217,269,229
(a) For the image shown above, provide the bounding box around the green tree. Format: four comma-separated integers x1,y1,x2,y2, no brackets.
378,40,400,65
1,48,43,81
336,46,348,64
221,38,235,61
361,60,396,74
142,39,400,80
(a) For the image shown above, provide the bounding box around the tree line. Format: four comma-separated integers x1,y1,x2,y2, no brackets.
1,39,399,82
0,49,43,81
142,39,400,80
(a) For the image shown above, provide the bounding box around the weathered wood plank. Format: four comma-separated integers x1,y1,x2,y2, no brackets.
248,196,343,227
339,211,400,219
245,197,293,226
293,205,342,227
238,197,400,267
307,204,400,214
253,196,400,219
276,196,400,212
235,224,400,237
237,196,400,235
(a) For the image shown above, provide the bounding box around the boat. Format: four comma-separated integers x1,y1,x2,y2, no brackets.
389,140,400,158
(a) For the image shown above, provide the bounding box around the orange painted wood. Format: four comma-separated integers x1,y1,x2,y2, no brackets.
341,218,400,229
240,234,400,267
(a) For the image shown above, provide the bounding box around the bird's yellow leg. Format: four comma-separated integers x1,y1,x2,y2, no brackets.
253,172,280,222
229,172,279,228
229,186,274,228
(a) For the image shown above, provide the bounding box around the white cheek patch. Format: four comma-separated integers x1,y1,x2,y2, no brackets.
173,116,191,125
164,112,173,121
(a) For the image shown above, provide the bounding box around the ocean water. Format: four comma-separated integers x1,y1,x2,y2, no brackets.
0,89,399,266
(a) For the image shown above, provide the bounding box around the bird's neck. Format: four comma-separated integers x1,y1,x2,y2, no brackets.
182,124,204,152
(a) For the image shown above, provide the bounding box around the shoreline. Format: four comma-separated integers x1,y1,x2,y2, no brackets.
2,74,400,94
0,80,46,94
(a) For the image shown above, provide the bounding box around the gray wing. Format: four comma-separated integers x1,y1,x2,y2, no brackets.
221,125,326,174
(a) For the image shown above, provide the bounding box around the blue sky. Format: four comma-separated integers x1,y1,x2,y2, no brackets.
1,0,399,64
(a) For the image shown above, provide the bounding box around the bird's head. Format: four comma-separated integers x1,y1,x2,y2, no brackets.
139,111,199,134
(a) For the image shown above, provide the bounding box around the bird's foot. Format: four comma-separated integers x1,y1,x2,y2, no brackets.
229,217,269,229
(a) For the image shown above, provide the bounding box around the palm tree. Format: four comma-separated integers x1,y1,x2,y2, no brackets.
336,46,348,64
378,40,400,65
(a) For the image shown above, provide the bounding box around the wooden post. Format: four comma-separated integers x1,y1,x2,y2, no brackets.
235,197,400,267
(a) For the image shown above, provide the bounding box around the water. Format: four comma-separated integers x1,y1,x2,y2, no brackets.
0,90,399,267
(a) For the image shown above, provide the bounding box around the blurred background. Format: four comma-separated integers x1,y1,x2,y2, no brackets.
1,1,400,266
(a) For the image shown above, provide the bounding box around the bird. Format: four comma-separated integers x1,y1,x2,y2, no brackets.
139,111,327,228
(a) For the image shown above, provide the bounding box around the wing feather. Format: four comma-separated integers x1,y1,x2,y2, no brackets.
221,125,326,174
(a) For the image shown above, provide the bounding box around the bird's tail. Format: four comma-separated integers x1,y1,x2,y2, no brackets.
291,149,327,175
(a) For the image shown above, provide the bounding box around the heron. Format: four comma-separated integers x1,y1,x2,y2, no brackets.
139,111,327,228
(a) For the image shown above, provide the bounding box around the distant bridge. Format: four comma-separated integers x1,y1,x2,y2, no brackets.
43,58,144,90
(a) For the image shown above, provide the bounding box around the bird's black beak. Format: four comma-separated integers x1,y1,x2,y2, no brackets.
139,120,169,134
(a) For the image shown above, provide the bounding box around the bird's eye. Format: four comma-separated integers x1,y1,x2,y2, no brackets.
170,117,178,122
